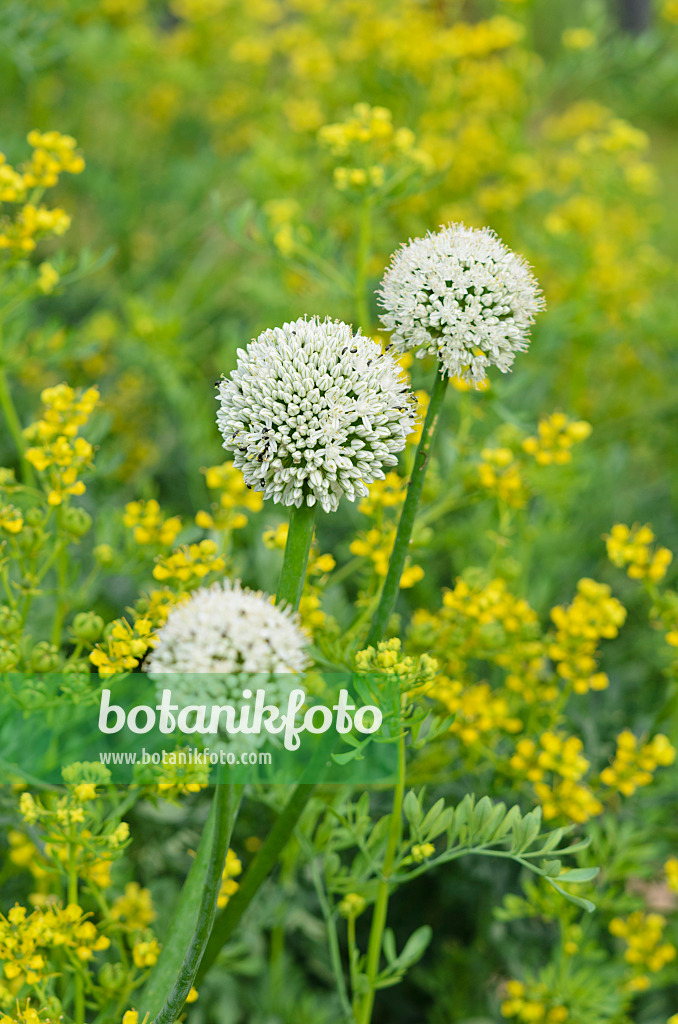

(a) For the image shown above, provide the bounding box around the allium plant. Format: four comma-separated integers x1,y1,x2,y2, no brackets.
368,223,544,644
379,222,544,386
146,580,308,750
147,580,308,677
216,316,417,512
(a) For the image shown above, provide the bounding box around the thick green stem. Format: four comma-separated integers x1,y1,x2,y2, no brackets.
0,365,34,486
367,367,448,645
356,712,406,1024
197,728,336,981
197,780,315,981
276,501,317,611
151,776,241,1024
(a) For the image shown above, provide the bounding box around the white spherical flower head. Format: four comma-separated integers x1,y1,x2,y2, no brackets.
216,316,417,513
146,581,309,749
379,223,545,386
147,580,308,676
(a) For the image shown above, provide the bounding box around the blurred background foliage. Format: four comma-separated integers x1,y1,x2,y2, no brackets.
2,0,678,618
1,3,678,1020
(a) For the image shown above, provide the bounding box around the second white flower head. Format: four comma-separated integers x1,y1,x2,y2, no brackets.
217,316,417,512
379,222,545,386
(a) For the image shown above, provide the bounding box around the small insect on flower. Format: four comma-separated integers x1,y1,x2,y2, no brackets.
378,222,545,386
216,316,417,512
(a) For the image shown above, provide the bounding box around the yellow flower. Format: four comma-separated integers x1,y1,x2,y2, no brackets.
522,413,591,466
217,849,242,908
600,731,675,797
124,499,182,547
152,539,226,585
37,262,59,293
132,938,161,968
605,523,673,583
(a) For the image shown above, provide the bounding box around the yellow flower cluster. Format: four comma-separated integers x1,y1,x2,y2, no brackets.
501,979,568,1024
350,527,424,588
18,788,130,881
444,576,537,655
22,131,85,188
0,1005,49,1024
510,732,602,823
605,523,673,583
319,103,432,193
151,748,210,798
132,938,161,968
600,730,675,797
123,499,182,547
26,385,100,444
0,903,109,997
0,506,23,535
357,472,406,518
0,132,84,254
478,447,527,508
433,678,522,746
609,911,677,991
24,385,100,507
195,461,263,531
217,849,242,909
665,857,678,893
110,883,156,932
510,732,589,783
152,539,226,585
548,578,626,694
355,638,438,688
522,414,592,466
90,616,157,677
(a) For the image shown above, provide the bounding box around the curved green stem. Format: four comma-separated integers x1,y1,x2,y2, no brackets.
198,780,315,981
151,775,241,1024
276,501,317,611
367,366,448,645
357,710,406,1024
197,728,336,982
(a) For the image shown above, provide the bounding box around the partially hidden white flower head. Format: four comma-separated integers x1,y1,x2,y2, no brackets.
145,581,309,747
379,223,545,386
146,580,308,676
216,316,417,513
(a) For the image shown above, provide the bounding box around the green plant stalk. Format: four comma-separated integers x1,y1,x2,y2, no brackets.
0,364,34,486
151,775,241,1024
276,501,317,611
367,366,448,646
67,834,85,1024
181,506,318,988
356,706,406,1024
197,777,317,981
51,515,70,647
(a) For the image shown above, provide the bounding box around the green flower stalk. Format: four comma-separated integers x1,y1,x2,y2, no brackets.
367,367,448,646
359,223,544,1023
148,776,241,1024
276,501,317,610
